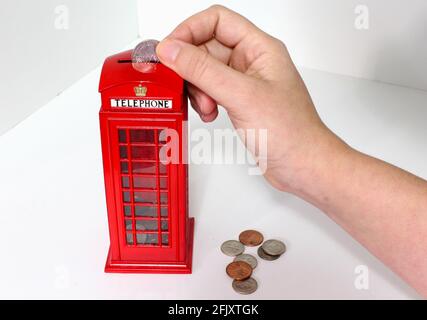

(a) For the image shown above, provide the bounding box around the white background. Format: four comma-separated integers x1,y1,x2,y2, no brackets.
138,0,427,91
0,0,138,135
0,0,426,299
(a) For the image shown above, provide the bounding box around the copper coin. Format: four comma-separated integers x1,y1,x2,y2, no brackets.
239,230,264,246
257,246,281,261
226,261,252,281
232,278,258,295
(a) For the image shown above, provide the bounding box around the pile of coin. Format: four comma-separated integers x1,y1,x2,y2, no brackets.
220,230,287,295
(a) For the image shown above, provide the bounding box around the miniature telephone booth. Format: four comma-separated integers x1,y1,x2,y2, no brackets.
98,49,194,273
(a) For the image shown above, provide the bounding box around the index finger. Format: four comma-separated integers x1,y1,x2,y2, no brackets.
167,5,263,48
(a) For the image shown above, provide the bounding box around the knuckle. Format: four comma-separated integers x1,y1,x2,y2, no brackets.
209,4,226,12
269,36,288,52
187,50,210,82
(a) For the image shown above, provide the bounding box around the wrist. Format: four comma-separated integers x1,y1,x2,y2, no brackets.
270,126,354,196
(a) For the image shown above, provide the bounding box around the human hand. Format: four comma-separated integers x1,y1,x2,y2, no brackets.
148,6,427,296
152,5,348,192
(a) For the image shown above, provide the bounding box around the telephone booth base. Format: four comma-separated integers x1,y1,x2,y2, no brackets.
104,218,194,274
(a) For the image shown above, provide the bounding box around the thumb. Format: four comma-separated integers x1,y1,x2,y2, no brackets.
156,38,253,110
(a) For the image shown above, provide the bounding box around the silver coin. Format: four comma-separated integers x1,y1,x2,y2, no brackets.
262,239,286,256
233,254,258,269
221,240,245,257
232,278,258,295
132,39,160,63
257,246,281,261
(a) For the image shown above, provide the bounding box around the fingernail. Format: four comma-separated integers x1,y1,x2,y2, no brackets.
156,39,181,64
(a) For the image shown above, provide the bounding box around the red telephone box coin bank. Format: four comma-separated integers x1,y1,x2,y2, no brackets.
98,47,194,273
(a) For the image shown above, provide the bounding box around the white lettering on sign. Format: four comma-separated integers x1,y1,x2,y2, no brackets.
110,99,173,109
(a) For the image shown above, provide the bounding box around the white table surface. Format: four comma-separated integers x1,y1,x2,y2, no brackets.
0,59,425,299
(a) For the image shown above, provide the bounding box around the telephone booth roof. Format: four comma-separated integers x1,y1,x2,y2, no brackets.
98,49,183,93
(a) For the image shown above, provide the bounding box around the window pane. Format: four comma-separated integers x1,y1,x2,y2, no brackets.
123,191,131,203
160,207,168,217
135,205,157,217
134,191,157,204
133,176,156,189
136,220,158,231
159,177,167,189
162,234,169,246
120,146,128,159
160,192,168,204
135,193,167,204
132,162,156,174
122,176,130,188
126,232,134,245
131,146,156,160
159,163,167,175
120,161,129,173
161,220,168,231
130,129,155,143
137,233,158,245
124,205,131,217
118,129,127,143
125,219,133,231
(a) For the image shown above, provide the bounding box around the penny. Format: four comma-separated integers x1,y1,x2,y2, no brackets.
239,230,264,246
221,240,245,257
257,246,281,261
262,239,286,256
226,261,252,281
232,278,258,295
233,254,258,269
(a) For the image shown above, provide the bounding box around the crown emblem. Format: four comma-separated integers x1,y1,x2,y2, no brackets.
134,84,147,97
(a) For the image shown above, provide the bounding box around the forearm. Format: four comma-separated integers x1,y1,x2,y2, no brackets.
290,132,427,296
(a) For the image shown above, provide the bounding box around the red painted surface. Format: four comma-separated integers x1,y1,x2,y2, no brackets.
99,50,194,273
